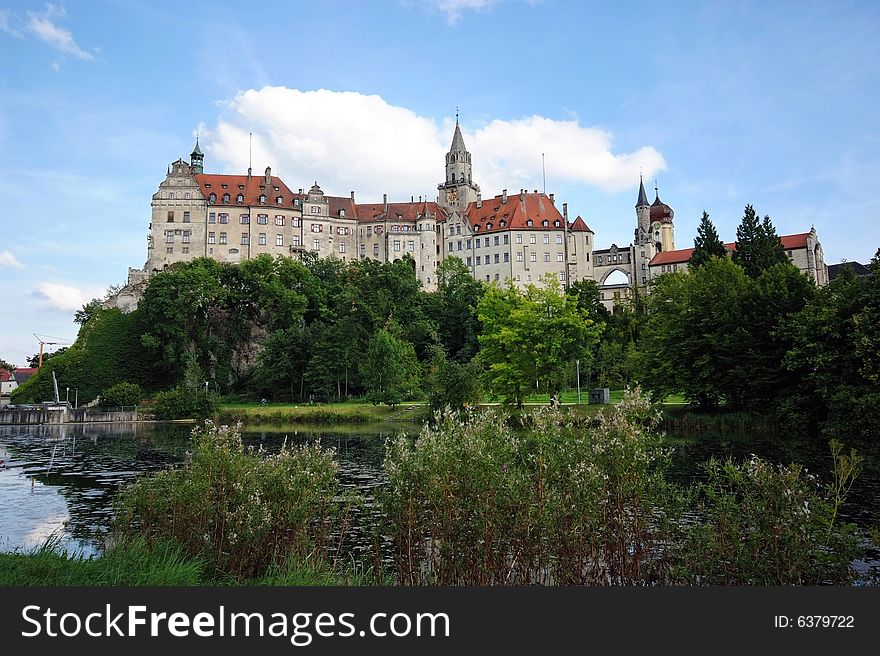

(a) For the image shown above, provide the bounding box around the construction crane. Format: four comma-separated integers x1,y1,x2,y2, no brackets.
33,334,71,370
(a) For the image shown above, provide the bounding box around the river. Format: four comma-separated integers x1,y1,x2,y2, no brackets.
0,420,877,582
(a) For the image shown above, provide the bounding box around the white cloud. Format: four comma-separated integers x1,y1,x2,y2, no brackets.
33,282,105,313
26,3,94,61
201,87,665,203
429,0,500,24
0,9,23,37
0,251,24,269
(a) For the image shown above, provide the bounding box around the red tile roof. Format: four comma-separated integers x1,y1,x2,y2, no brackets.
350,201,446,223
464,192,565,233
570,215,593,233
12,367,38,384
1,369,12,383
649,232,812,266
195,174,300,210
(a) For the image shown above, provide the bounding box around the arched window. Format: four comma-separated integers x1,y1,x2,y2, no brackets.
209,193,216,203
259,194,266,204
236,194,244,204
222,193,230,204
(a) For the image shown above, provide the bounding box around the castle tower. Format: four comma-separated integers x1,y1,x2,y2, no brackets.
635,175,650,244
649,185,675,252
190,137,204,174
438,113,480,211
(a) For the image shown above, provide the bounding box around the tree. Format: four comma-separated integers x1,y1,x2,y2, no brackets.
26,347,68,368
0,358,13,374
97,382,143,409
426,347,482,414
359,326,420,406
476,274,602,406
428,257,485,362
566,278,611,324
733,205,787,278
689,211,728,269
75,299,102,326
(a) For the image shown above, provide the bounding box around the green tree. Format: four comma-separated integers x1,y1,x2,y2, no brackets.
426,347,482,414
566,278,611,324
476,274,602,405
733,205,786,278
75,299,102,326
97,382,143,409
428,257,485,362
689,211,728,269
359,326,420,406
0,358,14,374
27,347,68,369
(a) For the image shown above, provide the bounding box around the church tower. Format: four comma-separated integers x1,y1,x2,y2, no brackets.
635,175,650,244
438,113,480,211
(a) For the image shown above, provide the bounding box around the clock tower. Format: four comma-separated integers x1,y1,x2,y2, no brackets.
438,112,480,211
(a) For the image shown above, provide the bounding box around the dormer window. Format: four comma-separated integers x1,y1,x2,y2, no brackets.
273,186,279,191
205,183,212,188
276,196,283,205
221,184,228,189
209,193,216,203
474,225,480,232
339,209,345,218
238,185,245,190
499,220,506,227
222,193,230,204
259,194,266,204
526,219,533,227
236,194,244,204
486,222,493,230
542,220,549,227
554,220,560,227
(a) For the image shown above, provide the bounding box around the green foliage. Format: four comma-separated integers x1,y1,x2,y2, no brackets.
152,386,219,420
382,390,682,585
11,308,154,405
114,421,353,579
566,278,611,323
97,382,143,409
689,211,728,269
359,326,420,406
476,274,602,405
26,347,68,369
426,348,482,414
427,257,485,362
675,440,862,585
733,205,787,278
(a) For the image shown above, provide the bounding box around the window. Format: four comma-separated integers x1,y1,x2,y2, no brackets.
167,211,174,222
494,236,499,246
209,193,216,203
294,199,301,208
182,230,191,244
220,232,227,245
373,243,380,256
558,272,566,282
503,252,509,263
236,194,244,204
311,224,323,233
276,196,283,205
467,256,472,266
516,252,523,262
503,234,509,245
475,239,481,249
530,252,537,262
338,241,345,253
240,214,250,224
258,233,267,245
457,241,462,251
556,235,563,244
360,244,366,257
557,253,564,262
529,235,536,244
311,206,320,214
456,225,461,235
259,194,266,204
542,220,549,227
219,213,229,224
367,226,373,236
476,255,481,265
484,237,489,247
494,253,500,264
165,232,174,244
393,240,401,252
222,194,230,204
408,240,414,252
526,219,533,227
466,239,472,249
292,236,301,246
544,252,550,262
166,246,173,254
448,242,453,252
209,212,216,223
275,234,284,247
168,192,174,200
554,220,560,228
182,247,189,254
208,232,216,244
313,239,321,250
292,217,301,227
241,233,249,245
336,226,348,236
184,192,191,200
543,235,550,244
516,234,522,244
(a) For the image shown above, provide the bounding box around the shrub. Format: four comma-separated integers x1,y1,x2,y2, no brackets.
97,382,143,409
152,386,219,420
114,421,354,579
674,440,863,584
381,389,681,585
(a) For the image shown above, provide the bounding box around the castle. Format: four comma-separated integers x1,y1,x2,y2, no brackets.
112,119,827,313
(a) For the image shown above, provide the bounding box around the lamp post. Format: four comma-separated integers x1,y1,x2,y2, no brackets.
66,387,69,404
74,388,78,409
204,381,209,396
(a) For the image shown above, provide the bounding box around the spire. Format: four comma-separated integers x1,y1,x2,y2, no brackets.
636,175,649,208
191,135,203,157
450,112,466,153
190,134,204,174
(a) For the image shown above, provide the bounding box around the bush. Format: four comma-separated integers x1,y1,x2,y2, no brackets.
152,386,219,420
97,382,143,409
675,440,863,584
382,389,681,585
114,421,354,579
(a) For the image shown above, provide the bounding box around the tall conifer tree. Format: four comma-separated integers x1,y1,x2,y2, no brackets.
689,211,728,268
733,205,787,277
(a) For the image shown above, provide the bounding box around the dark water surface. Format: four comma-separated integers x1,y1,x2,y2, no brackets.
1,421,877,582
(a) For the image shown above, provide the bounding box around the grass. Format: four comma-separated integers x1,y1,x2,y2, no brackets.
0,539,376,586
216,401,418,426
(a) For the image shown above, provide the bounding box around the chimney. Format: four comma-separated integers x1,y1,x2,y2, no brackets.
383,193,388,210
502,189,508,203
549,193,555,204
299,188,303,194
350,190,355,202
520,189,525,201
419,195,422,203
247,167,252,179
476,192,482,209
563,202,569,221
534,189,538,194
411,195,414,203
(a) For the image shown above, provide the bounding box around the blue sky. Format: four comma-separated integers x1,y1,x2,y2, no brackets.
1,0,879,365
